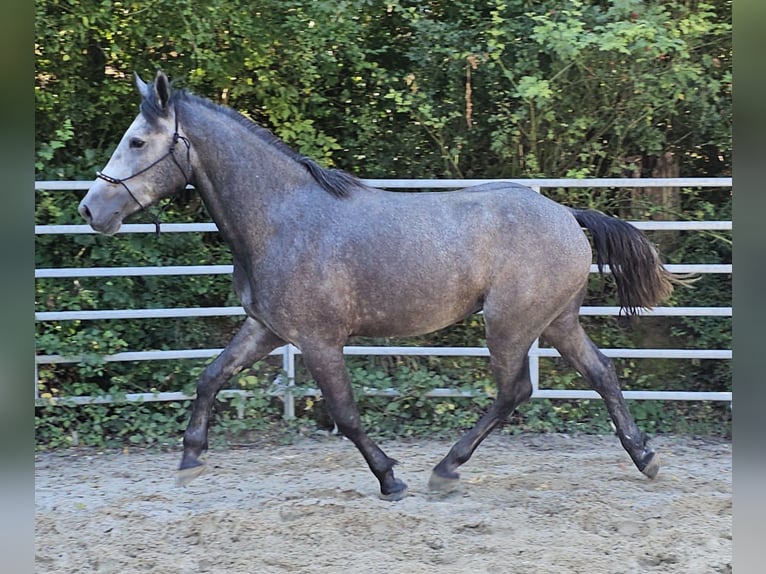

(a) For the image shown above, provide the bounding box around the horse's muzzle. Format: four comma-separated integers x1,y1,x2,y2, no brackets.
78,197,123,235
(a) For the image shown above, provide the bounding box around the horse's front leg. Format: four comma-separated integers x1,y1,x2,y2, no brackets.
301,343,408,501
177,317,284,486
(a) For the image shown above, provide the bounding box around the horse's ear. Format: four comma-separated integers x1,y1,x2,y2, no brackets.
154,70,172,112
134,72,150,100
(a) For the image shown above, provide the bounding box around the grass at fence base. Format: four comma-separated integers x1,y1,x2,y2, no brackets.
34,383,732,452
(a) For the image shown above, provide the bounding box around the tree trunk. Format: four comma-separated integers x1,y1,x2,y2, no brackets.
625,151,681,253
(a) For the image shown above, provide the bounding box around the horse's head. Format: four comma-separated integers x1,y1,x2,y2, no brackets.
79,70,191,235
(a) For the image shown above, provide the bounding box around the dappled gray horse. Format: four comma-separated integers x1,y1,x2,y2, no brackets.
80,71,687,500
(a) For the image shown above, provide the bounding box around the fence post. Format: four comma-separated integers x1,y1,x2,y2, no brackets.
282,344,297,419
529,339,540,396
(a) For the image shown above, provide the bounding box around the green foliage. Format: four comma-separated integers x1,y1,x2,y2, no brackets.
35,119,74,174
36,0,731,180
35,400,190,449
35,0,731,448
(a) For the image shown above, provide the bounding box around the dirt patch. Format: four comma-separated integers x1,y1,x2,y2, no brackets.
35,433,731,573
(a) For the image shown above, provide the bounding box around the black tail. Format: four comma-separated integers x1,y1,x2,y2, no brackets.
571,209,693,316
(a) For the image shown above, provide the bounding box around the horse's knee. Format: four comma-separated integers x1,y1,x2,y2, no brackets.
515,379,533,403
326,405,363,438
194,376,215,401
497,378,532,411
489,349,532,403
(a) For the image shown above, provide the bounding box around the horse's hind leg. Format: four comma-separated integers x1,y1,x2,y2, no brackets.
429,331,534,493
543,307,660,479
177,317,284,486
301,343,408,501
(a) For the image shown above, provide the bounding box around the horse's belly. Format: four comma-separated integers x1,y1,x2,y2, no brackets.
350,291,482,338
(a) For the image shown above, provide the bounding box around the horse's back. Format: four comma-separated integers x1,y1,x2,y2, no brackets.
352,182,591,269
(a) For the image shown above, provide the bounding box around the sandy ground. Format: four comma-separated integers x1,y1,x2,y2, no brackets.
35,433,731,574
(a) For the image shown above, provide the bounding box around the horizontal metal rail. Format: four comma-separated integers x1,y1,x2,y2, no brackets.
34,344,732,365
36,223,220,235
34,305,732,322
35,177,733,191
37,265,236,278
35,387,732,406
34,263,731,279
34,221,733,235
363,177,734,189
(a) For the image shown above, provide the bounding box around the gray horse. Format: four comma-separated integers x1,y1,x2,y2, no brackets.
79,71,687,500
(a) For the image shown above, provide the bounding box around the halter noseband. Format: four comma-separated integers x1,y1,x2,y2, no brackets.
96,113,191,236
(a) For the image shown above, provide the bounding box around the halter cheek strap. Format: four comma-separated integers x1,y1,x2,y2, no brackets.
96,113,191,236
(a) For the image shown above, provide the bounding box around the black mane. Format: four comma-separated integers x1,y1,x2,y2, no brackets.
141,84,363,199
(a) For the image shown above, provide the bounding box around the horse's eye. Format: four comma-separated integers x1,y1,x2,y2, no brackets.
129,138,145,149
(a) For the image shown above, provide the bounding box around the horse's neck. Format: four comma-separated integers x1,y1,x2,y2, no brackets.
190,125,306,196
184,108,317,259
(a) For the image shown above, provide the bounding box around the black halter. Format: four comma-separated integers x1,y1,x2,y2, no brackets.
96,113,191,236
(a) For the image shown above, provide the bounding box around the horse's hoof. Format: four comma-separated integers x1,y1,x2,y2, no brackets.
428,471,460,494
640,451,660,480
176,462,207,487
379,480,408,502
379,486,408,502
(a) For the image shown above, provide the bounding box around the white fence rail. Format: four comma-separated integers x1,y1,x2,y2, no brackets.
35,178,732,414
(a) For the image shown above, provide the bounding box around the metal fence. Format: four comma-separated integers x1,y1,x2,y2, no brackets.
35,178,732,416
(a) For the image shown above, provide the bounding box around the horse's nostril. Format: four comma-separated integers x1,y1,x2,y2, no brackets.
80,203,92,222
